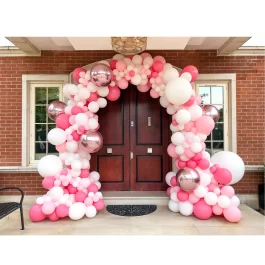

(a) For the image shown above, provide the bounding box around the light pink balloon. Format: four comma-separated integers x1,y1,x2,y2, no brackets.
150,89,160,98
84,197,93,206
140,52,152,59
42,202,55,215
184,148,195,158
184,121,195,132
153,56,166,64
118,78,129,89
56,143,67,153
195,116,215,135
42,177,56,189
137,84,151,93
93,199,105,211
194,94,202,105
212,204,223,215
221,186,235,198
189,192,200,204
167,144,178,158
223,206,241,222
116,60,127,72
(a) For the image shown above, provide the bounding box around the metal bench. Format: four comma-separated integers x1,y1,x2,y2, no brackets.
0,187,25,230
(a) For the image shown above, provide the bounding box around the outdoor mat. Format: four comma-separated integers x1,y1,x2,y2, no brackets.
106,205,157,217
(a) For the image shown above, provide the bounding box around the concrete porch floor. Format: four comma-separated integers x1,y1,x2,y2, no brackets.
0,203,264,235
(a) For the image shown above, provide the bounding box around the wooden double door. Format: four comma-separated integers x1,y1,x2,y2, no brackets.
90,85,171,191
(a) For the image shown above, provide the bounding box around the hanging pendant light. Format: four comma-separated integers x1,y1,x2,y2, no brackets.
111,37,147,55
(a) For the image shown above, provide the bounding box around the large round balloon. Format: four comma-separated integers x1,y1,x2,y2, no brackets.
47,101,67,121
176,168,200,191
210,151,245,185
90,63,112,87
80,131,103,153
38,155,63,178
202,105,220,123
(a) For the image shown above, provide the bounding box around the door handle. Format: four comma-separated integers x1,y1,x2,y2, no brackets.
130,152,133,160
148,117,151,127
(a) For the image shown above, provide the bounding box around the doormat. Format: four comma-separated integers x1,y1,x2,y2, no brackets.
106,205,157,217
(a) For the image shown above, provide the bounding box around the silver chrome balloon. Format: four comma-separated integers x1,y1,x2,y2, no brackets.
90,63,112,87
80,131,103,153
202,105,220,123
176,168,200,191
47,101,67,121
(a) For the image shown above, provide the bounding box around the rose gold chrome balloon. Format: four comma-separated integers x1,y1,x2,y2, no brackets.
47,101,67,121
90,63,112,87
202,105,220,123
80,131,103,153
176,168,200,191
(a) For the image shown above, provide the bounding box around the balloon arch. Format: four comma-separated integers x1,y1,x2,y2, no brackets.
29,53,245,223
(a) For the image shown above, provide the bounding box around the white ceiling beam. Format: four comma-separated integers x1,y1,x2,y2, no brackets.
217,37,251,56
6,37,40,55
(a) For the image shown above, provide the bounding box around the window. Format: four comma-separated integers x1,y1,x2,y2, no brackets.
30,83,64,163
21,75,69,168
195,82,228,156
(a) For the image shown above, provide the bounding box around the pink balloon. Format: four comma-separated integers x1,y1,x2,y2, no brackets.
118,78,129,89
93,199,105,211
67,184,78,194
29,204,46,222
189,192,200,204
152,61,164,73
87,92,99,103
185,148,195,158
75,191,87,202
137,84,151,93
198,159,210,170
181,65,199,82
170,176,177,187
207,183,218,192
106,86,121,101
213,168,232,185
184,96,195,107
140,53,152,59
150,89,160,98
177,190,189,202
194,94,202,105
42,177,56,189
195,116,215,135
172,120,178,126
221,186,235,198
166,187,171,196
209,165,217,174
71,131,81,141
223,206,241,222
56,114,71,130
177,160,187,169
56,143,67,153
186,160,197,169
42,202,55,215
72,106,84,115
184,121,195,132
167,143,178,158
192,152,202,161
212,204,223,215
193,199,213,220
109,60,117,70
116,60,127,72
153,56,166,64
73,68,86,83
61,170,68,176
151,72,158,78
80,169,90,178
87,183,99,193
48,212,60,222
84,197,93,206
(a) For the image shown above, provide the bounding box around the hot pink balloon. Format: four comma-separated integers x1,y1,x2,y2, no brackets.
192,152,202,161
195,116,215,135
137,84,151,93
170,176,177,187
152,61,164,72
87,92,99,103
166,187,172,197
47,101,67,122
93,199,105,211
223,206,241,222
193,199,213,220
71,106,84,115
80,169,90,178
198,159,210,170
177,190,189,202
75,191,87,202
90,63,112,87
213,168,232,185
56,114,71,130
184,96,195,107
177,160,187,169
106,86,121,101
71,131,81,141
181,65,199,82
109,59,117,70
167,143,178,158
150,89,160,98
73,68,86,83
67,184,78,194
186,160,197,169
48,212,60,222
29,204,46,222
80,131,103,153
87,183,99,193
42,176,56,189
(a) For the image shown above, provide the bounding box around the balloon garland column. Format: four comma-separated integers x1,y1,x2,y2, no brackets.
29,53,245,223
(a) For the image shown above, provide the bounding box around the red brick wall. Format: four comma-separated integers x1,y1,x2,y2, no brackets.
0,50,264,194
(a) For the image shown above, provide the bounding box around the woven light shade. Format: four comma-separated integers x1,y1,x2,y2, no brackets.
111,37,147,55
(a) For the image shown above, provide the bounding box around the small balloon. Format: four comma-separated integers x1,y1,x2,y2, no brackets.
90,63,112,87
176,168,200,191
80,131,103,153
47,101,67,121
202,105,220,123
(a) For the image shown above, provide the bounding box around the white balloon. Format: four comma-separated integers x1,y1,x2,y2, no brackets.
179,201,193,216
143,57,153,67
63,84,72,98
190,142,202,153
171,132,185,145
97,86,109,97
69,202,86,220
170,192,179,202
230,195,240,207
194,185,207,198
159,96,170,108
86,205,97,218
67,84,78,95
175,145,185,155
210,151,245,185
166,105,176,115
75,113,89,126
123,58,132,66
36,197,44,205
181,72,192,82
165,171,176,186
88,118,98,130
202,151,211,161
131,74,142,85
197,133,207,142
132,55,143,65
38,155,63,178
168,200,179,212
199,173,212,186
78,87,90,99
87,82,98,92
218,195,231,208
47,128,66,145
188,105,203,121
175,109,191,125
163,68,179,83
204,192,218,206
88,101,99,113
80,178,91,188
66,141,78,153
49,187,64,201
98,60,110,66
97,98,107,108
81,158,90,169
71,160,82,170
113,54,124,60
214,188,221,195
180,154,189,161
94,181,101,189
90,171,100,181
170,124,179,132
165,78,192,105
